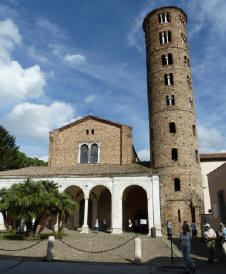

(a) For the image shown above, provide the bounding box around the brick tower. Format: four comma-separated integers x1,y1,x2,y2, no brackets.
143,7,204,233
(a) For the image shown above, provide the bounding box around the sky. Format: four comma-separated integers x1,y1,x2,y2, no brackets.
0,0,226,162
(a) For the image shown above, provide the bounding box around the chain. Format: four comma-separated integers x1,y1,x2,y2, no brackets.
0,240,45,252
58,234,138,254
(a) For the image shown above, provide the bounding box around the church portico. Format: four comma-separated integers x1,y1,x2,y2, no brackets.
0,171,162,236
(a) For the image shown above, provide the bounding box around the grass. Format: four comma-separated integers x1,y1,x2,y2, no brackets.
0,231,66,241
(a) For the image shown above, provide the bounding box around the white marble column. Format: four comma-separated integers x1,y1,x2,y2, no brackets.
81,197,89,233
152,176,162,236
148,197,154,236
111,196,123,234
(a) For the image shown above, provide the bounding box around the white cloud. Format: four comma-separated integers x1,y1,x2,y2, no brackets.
63,54,86,65
37,155,48,162
28,46,48,63
84,94,96,103
3,102,78,142
137,149,150,161
0,18,21,60
198,125,225,153
0,60,46,103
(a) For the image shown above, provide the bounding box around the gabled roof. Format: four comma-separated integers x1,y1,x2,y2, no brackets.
51,114,132,133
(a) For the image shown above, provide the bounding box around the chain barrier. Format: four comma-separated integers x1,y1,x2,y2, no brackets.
0,239,45,252
58,234,138,254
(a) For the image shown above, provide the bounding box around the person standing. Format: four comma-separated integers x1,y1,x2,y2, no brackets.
218,222,226,255
203,223,216,264
95,219,99,232
166,220,172,239
103,219,107,232
191,222,197,237
128,219,133,232
179,226,196,273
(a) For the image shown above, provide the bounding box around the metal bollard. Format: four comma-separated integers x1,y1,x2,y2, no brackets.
46,236,55,261
134,237,142,264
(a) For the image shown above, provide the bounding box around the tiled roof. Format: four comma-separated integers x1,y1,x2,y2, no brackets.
0,162,153,178
200,153,226,162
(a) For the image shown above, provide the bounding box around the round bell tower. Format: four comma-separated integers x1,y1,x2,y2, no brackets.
143,6,204,232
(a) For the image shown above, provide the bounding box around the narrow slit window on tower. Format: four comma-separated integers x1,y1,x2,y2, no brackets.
178,209,181,222
184,56,190,67
180,16,185,27
165,73,173,85
195,150,199,163
151,152,155,166
172,148,178,161
182,33,186,45
192,125,196,136
187,75,192,87
166,95,175,106
91,129,94,134
174,178,181,191
86,129,89,135
189,97,193,107
169,122,176,133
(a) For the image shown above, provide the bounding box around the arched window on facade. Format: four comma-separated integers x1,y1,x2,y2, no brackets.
80,144,89,163
172,148,178,161
169,122,176,133
174,178,181,191
90,144,98,163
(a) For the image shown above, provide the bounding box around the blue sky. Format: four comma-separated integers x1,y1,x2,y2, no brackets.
0,0,226,161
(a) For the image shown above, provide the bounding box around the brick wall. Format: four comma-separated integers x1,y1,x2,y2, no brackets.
48,116,135,166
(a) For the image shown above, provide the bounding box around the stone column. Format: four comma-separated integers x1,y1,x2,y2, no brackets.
81,197,89,233
111,197,123,234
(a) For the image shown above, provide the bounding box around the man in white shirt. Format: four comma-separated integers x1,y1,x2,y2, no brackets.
203,223,216,264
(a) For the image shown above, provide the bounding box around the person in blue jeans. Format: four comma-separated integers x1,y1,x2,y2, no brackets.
179,226,196,273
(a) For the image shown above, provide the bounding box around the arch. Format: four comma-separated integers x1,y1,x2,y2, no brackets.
90,143,98,163
89,185,112,231
64,185,84,230
80,144,88,163
122,185,148,234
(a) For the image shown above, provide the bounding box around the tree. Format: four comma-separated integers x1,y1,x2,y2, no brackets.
0,125,47,171
0,179,78,237
0,125,19,171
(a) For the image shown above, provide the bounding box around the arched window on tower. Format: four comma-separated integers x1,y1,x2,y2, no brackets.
166,95,175,106
172,148,178,161
158,12,170,23
162,53,173,66
184,56,190,67
90,144,98,163
165,73,173,85
169,122,176,133
80,144,89,163
192,125,196,136
195,150,199,163
174,178,181,191
159,31,171,44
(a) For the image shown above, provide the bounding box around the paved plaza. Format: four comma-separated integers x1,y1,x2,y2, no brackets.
0,231,225,273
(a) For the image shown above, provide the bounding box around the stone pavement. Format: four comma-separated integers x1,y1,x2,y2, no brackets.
0,231,225,273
